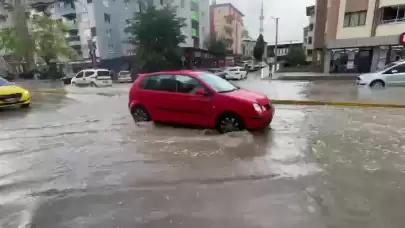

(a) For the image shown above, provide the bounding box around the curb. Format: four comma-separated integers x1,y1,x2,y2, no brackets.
272,99,405,108
31,89,67,95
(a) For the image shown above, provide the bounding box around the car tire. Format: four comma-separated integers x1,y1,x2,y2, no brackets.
90,82,97,87
131,105,151,123
21,103,30,109
71,81,76,86
216,112,245,134
370,80,385,89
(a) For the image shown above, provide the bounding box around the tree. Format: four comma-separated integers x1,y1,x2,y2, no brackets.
242,27,251,40
285,46,306,67
125,1,186,73
253,34,265,61
0,27,25,62
203,32,227,57
31,14,78,78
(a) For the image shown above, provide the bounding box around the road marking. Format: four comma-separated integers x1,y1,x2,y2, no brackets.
272,99,405,108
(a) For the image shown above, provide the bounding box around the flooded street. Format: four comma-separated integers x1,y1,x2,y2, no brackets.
2,77,405,227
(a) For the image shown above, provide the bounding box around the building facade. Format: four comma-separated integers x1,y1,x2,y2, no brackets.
242,39,267,59
0,0,210,69
320,0,405,73
303,5,315,62
267,42,304,63
210,3,244,55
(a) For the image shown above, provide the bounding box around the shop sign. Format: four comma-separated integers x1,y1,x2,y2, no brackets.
399,32,405,45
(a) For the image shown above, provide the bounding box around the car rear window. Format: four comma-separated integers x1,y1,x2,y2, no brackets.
97,70,110,76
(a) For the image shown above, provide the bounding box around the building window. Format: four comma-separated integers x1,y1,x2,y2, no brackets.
191,10,198,20
91,27,96,36
307,50,313,56
381,5,405,24
308,24,314,31
307,36,312,44
87,0,92,3
104,13,111,23
108,44,114,53
343,11,367,27
106,29,112,38
181,0,185,7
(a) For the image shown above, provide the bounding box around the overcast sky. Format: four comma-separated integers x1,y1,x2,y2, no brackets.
213,0,315,45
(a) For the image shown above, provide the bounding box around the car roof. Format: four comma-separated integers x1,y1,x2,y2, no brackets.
142,70,201,77
82,68,109,71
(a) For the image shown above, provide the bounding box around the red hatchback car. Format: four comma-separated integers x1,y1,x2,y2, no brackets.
128,70,275,133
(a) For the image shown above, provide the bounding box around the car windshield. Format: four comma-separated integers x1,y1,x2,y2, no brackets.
0,77,10,86
376,62,398,72
198,72,238,93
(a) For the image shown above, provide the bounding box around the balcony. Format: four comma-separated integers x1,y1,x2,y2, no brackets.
64,19,78,30
224,24,233,35
67,35,81,46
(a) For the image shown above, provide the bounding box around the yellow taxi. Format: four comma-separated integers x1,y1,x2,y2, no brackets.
0,77,31,108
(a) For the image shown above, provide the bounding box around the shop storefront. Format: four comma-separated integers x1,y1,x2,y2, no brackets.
325,34,405,73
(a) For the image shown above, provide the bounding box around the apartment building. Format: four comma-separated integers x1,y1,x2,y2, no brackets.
321,0,405,73
303,5,315,62
210,3,244,55
0,0,210,69
242,39,267,59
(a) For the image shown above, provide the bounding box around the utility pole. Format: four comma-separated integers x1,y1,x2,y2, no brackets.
273,17,279,75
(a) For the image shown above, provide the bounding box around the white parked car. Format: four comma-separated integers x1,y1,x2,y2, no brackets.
224,66,248,80
117,71,133,83
71,69,113,87
357,61,405,88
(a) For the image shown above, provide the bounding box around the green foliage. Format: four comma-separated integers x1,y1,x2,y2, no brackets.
253,34,265,61
0,27,25,61
285,46,306,66
125,2,186,72
31,14,78,64
203,32,227,57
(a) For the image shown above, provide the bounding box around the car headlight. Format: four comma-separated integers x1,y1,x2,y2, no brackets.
24,90,30,95
253,103,262,113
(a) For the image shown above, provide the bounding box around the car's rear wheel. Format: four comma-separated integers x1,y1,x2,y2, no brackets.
131,105,151,123
216,112,245,133
21,103,30,109
370,80,385,89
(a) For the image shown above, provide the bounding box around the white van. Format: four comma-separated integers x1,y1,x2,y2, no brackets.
71,69,113,87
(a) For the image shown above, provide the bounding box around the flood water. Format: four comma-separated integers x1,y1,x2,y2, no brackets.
1,78,405,227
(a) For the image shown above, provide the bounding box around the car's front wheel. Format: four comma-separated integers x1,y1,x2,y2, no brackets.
370,80,385,89
216,112,245,133
131,105,151,123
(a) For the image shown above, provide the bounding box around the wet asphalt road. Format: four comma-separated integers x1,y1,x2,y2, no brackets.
2,76,405,227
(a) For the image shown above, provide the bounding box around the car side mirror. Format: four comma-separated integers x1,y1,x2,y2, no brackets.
195,88,208,96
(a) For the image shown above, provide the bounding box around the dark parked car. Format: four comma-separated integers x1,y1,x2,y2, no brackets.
61,73,76,85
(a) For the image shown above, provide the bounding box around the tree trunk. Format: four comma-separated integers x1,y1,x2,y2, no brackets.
13,0,36,72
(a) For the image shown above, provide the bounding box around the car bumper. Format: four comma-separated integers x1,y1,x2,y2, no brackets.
356,79,369,86
117,78,132,83
95,80,113,87
244,106,275,129
0,98,31,108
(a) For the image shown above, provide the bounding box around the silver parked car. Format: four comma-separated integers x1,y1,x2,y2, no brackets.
117,71,133,83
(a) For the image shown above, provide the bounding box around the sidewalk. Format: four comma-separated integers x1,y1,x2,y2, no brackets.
274,72,359,81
